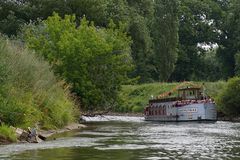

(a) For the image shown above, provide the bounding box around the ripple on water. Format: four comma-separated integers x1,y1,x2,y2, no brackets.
1,117,240,160
0,137,107,156
95,144,148,150
82,115,145,122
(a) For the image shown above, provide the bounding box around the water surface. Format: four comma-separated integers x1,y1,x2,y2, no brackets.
0,116,240,160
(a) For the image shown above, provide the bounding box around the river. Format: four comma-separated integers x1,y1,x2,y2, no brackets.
0,116,240,160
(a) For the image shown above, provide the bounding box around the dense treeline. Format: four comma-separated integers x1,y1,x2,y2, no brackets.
1,0,240,81
1,0,240,111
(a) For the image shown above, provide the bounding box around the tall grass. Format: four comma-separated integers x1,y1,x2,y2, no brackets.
119,81,226,113
118,83,179,112
0,125,17,143
0,36,78,129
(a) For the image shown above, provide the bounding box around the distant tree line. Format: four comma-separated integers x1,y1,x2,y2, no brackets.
1,0,240,110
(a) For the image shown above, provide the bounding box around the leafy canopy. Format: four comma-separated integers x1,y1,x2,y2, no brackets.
24,13,133,110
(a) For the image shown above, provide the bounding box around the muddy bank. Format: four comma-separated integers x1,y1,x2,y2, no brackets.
38,123,87,139
217,116,240,122
0,135,14,145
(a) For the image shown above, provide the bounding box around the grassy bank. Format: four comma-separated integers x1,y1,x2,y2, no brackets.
119,81,226,113
0,125,17,144
0,36,78,142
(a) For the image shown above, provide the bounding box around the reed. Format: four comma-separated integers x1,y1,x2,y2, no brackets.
0,125,17,143
0,36,78,129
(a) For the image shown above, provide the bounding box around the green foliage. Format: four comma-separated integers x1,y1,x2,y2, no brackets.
0,0,119,37
217,77,240,116
217,0,240,79
235,52,240,76
0,1,27,36
1,0,239,86
0,125,17,142
171,0,225,81
204,81,226,100
0,36,77,129
24,13,133,111
132,106,143,113
126,0,155,82
152,0,179,81
118,83,178,112
0,0,178,83
201,49,222,81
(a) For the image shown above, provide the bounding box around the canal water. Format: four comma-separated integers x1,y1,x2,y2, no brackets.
0,116,240,160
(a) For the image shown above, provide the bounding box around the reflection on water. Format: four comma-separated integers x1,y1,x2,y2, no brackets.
1,116,240,160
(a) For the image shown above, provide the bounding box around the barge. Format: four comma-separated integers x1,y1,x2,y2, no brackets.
144,83,217,122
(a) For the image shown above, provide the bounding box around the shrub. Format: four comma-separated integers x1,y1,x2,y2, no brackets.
0,36,77,129
24,13,133,111
0,125,17,143
217,77,240,116
132,106,143,113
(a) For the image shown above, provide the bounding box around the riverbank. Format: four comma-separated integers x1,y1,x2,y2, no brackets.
0,37,78,144
0,123,87,145
38,123,87,139
217,116,240,122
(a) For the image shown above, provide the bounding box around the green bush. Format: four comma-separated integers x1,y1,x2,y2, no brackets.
217,77,240,116
24,13,133,111
132,106,143,113
0,125,17,142
0,36,77,129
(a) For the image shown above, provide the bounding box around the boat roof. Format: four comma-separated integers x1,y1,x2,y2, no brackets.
149,97,180,103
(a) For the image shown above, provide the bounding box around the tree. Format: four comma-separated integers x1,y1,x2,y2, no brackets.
24,13,133,111
171,0,226,81
152,0,179,81
112,0,155,82
0,0,109,36
217,77,240,116
235,52,240,76
1,0,233,83
0,1,29,36
0,0,156,83
217,0,240,79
